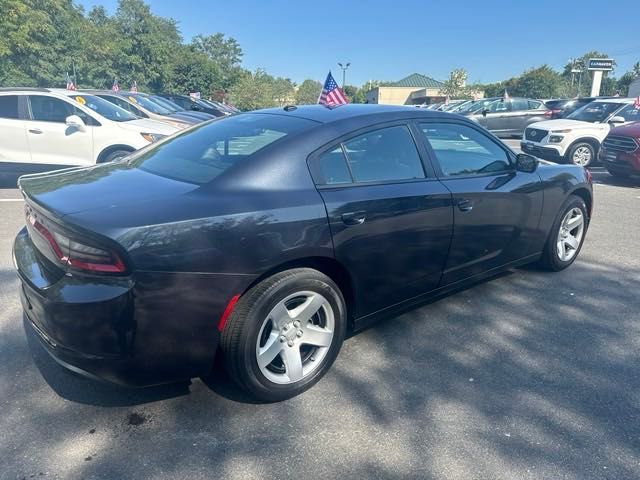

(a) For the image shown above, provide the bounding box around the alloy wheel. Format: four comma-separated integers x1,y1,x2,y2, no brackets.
572,146,592,166
556,207,585,262
256,291,334,384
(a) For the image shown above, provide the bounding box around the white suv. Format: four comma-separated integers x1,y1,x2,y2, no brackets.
520,98,636,166
0,87,179,168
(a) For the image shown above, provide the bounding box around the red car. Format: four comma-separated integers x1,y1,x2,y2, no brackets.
600,121,640,178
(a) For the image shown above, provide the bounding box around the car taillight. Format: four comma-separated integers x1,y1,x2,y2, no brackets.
27,211,126,273
584,167,593,184
544,110,553,117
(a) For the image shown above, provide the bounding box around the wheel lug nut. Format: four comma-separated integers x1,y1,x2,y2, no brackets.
283,325,288,332
296,330,303,337
293,321,300,328
287,340,294,347
310,356,315,362
279,336,286,343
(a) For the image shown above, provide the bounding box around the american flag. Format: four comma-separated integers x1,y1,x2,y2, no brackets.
66,73,76,91
130,80,138,93
318,71,348,107
112,79,120,92
634,96,640,110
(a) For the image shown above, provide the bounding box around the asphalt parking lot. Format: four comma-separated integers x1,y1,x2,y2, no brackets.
1,161,639,479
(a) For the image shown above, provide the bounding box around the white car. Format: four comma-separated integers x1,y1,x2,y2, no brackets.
0,87,179,168
520,98,636,166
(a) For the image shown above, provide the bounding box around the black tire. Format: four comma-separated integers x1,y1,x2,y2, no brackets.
538,195,589,271
100,149,132,163
566,142,596,167
220,268,346,402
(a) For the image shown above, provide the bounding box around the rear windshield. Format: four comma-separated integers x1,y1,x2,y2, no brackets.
130,113,317,184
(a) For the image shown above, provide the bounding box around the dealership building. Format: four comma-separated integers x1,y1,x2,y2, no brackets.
366,73,446,105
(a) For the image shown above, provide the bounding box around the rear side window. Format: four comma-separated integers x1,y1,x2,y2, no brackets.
317,147,352,185
132,113,316,184
342,126,425,183
528,100,542,109
511,99,529,111
421,123,511,176
0,95,19,119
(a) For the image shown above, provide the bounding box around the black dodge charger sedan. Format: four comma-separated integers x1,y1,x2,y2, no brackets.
13,105,593,401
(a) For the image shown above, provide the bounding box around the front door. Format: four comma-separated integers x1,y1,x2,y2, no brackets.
26,95,94,166
418,120,543,285
311,124,453,318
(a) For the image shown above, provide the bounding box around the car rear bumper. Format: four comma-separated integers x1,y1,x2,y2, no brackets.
520,142,564,162
14,227,254,387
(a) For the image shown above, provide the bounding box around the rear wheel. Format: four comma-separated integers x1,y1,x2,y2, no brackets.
220,268,346,402
566,142,596,167
539,195,588,271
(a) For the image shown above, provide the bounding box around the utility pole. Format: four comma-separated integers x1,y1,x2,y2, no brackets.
337,62,350,89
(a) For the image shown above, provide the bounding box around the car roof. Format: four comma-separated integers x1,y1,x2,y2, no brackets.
593,97,634,103
253,104,458,124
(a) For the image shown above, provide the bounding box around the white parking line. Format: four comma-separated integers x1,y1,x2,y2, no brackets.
0,199,23,202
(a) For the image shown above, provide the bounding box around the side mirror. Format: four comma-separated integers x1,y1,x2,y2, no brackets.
65,115,86,131
608,116,625,125
482,108,488,117
515,153,538,173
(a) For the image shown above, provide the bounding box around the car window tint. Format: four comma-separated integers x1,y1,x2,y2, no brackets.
421,123,511,177
99,95,142,116
29,95,76,123
0,95,19,119
317,147,352,185
528,100,542,109
133,113,316,184
617,104,640,122
487,100,510,113
512,99,529,111
342,126,425,183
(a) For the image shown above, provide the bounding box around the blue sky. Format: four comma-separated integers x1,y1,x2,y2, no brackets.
77,0,640,86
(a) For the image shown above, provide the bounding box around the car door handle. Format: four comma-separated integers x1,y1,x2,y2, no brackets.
28,128,43,134
457,199,474,212
341,211,366,226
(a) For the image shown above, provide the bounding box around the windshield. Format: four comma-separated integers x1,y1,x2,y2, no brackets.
68,94,137,122
567,102,625,122
150,96,183,113
127,94,172,115
131,113,317,184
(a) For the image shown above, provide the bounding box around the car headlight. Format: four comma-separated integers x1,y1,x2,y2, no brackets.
549,135,564,143
140,132,167,143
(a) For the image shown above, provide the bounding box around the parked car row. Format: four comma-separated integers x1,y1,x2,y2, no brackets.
0,87,242,169
521,98,637,166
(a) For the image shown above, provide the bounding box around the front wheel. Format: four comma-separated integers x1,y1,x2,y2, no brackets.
538,195,588,271
220,268,346,402
566,142,596,167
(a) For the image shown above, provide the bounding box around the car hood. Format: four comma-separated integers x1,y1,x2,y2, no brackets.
18,161,197,218
119,118,179,135
527,119,608,131
608,121,640,137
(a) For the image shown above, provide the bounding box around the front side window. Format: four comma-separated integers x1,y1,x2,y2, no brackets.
132,113,316,184
421,123,512,177
617,104,640,122
29,95,79,123
0,95,20,119
341,126,425,183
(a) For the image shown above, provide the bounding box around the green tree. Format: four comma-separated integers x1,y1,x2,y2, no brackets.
191,33,243,91
513,65,563,98
441,68,468,98
563,51,614,97
167,45,221,95
295,79,322,104
228,69,284,111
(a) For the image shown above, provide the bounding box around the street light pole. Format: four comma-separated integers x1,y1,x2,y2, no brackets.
337,62,350,88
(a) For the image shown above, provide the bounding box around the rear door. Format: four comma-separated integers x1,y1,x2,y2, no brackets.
0,94,31,163
25,95,94,166
480,99,513,135
310,123,453,319
418,120,543,285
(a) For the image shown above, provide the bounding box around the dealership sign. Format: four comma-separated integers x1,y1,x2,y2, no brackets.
587,59,613,71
